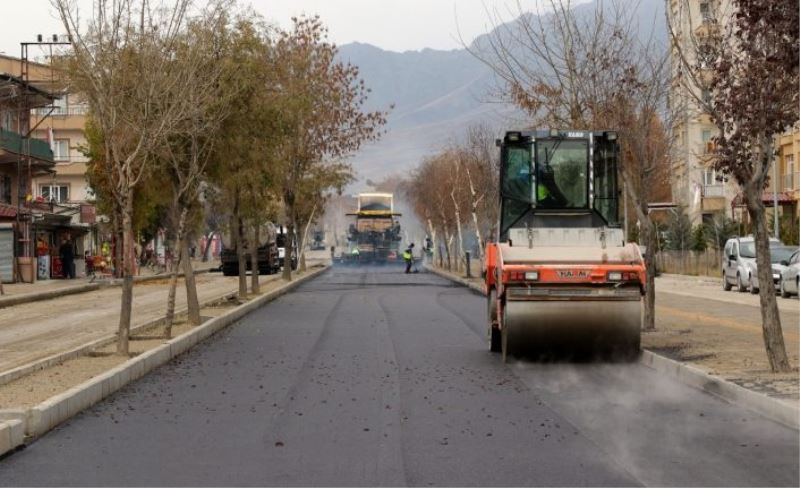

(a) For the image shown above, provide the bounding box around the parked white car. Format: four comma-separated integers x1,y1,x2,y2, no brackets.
749,246,797,293
779,249,800,298
721,236,784,293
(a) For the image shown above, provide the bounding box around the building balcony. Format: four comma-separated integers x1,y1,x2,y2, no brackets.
0,128,54,163
703,184,725,198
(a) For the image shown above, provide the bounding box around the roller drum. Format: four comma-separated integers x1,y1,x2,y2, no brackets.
503,298,642,359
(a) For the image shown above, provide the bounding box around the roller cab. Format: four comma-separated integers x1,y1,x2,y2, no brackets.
486,130,645,361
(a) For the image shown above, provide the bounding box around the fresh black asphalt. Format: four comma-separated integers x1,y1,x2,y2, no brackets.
1,266,797,486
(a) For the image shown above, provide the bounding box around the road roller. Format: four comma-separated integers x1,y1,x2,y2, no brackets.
485,129,645,361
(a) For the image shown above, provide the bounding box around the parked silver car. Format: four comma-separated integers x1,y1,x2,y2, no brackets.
749,246,797,293
779,249,800,298
721,236,784,293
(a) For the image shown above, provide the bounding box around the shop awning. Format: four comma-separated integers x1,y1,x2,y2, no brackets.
0,203,17,218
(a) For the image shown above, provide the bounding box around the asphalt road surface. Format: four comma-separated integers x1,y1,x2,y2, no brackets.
1,266,798,486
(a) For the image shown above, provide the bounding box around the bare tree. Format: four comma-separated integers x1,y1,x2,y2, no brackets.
53,0,202,355
271,16,388,281
161,5,233,337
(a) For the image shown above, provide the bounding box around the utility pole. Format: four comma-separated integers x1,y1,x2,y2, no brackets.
623,180,629,241
772,156,779,238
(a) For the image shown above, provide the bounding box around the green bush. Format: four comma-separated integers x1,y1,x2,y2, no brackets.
690,224,708,251
665,206,692,251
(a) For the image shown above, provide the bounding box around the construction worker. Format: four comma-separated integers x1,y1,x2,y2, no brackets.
403,243,414,274
536,162,568,207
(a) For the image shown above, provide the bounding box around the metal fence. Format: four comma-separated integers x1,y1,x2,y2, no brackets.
655,249,723,277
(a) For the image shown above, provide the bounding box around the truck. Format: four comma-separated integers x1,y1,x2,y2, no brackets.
486,129,645,361
342,193,402,264
220,224,281,276
276,225,298,271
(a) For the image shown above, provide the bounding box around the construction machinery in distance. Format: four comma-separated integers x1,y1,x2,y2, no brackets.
340,193,403,264
220,224,281,276
485,129,645,361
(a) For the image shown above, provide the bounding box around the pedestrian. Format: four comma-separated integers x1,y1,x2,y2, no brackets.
403,243,415,274
59,235,76,279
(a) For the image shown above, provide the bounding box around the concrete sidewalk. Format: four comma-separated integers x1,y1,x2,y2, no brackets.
0,260,221,309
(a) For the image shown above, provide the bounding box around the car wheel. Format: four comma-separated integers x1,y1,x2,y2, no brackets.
737,273,747,293
749,275,758,294
722,272,732,291
780,279,790,298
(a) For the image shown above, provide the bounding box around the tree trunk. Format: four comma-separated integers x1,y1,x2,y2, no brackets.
117,192,134,356
182,233,201,325
250,222,260,294
746,188,791,372
164,260,180,339
283,200,296,281
113,210,124,279
299,205,317,273
471,208,484,268
236,216,247,298
165,207,188,338
426,219,437,266
201,231,214,262
640,218,657,331
444,230,453,271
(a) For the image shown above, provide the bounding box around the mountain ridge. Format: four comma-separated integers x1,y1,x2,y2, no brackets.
337,0,667,188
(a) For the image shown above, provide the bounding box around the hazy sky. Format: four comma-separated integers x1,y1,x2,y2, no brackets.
0,0,591,58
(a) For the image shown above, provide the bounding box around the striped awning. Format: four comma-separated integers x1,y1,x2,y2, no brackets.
0,203,17,218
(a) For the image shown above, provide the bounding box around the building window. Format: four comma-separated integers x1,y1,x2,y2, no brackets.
53,139,69,161
699,1,714,22
0,175,11,204
41,184,69,202
701,129,714,154
785,155,795,190
701,88,712,107
52,96,68,115
1,110,12,131
703,168,717,186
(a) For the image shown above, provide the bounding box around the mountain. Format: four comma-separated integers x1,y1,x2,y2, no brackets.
338,0,667,188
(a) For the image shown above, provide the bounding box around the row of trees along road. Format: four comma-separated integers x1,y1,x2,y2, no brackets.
53,0,388,355
406,125,500,273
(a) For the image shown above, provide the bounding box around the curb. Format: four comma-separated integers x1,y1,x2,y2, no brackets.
0,266,216,310
657,273,722,284
425,264,485,294
0,265,329,456
640,350,799,430
0,283,103,309
426,264,799,431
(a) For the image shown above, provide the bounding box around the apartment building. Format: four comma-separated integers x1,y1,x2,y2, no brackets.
667,0,739,226
0,55,92,206
0,54,95,281
668,1,798,240
0,73,57,282
774,127,800,238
